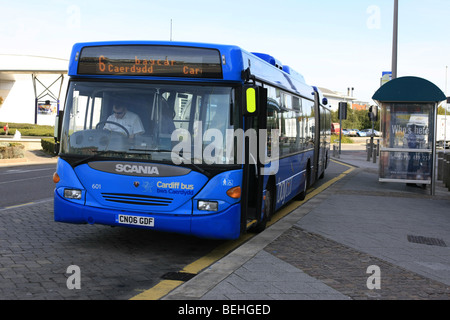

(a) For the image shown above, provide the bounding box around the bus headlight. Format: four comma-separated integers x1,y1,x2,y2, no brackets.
198,200,218,212
64,189,82,200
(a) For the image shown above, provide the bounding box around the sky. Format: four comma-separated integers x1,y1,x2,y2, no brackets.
1,0,449,103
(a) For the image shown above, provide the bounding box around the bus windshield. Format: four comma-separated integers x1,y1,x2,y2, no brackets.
60,81,237,166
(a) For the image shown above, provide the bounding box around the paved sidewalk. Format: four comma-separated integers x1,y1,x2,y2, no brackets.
2,138,449,299
164,143,450,300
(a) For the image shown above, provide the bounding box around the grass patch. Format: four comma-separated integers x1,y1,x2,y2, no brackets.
331,134,354,144
0,122,54,137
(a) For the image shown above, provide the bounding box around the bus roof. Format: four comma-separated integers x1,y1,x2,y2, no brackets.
68,41,313,97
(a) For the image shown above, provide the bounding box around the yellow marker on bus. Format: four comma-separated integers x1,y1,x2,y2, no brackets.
246,87,256,113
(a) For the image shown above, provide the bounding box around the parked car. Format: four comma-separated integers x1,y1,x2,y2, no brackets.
347,129,358,137
360,129,382,137
357,130,367,137
331,123,341,135
341,129,349,136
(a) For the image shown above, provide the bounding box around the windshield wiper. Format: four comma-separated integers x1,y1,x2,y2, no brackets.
70,150,126,167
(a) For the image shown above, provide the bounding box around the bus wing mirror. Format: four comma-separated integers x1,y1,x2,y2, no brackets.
54,111,64,154
54,111,64,139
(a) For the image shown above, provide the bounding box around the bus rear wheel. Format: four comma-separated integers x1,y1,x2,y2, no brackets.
296,178,307,201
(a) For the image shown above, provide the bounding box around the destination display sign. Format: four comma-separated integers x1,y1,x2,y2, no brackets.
77,45,223,78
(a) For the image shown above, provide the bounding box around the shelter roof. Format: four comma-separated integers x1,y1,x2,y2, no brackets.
0,54,68,74
372,76,446,103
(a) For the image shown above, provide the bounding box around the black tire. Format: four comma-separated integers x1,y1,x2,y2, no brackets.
251,188,273,233
295,163,310,201
296,177,307,201
319,170,325,180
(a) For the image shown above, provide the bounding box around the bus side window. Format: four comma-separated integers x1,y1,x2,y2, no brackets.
267,106,278,157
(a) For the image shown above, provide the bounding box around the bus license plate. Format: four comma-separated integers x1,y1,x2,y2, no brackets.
117,214,154,227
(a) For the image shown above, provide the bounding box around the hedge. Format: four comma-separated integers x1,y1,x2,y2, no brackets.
41,138,56,154
0,142,25,159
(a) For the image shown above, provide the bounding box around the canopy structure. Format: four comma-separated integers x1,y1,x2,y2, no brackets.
0,54,68,124
372,76,446,196
0,54,68,74
373,76,446,103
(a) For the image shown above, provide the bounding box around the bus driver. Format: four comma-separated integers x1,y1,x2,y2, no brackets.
104,103,145,138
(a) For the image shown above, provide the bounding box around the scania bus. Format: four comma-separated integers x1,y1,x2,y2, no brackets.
53,41,330,240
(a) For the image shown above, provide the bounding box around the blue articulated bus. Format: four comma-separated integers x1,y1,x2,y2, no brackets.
53,41,331,240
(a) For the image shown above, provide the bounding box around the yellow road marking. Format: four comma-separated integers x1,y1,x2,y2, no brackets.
4,202,34,209
130,159,355,300
130,233,254,300
131,280,184,300
182,233,254,275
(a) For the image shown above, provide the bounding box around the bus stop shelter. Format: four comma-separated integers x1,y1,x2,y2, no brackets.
372,76,446,195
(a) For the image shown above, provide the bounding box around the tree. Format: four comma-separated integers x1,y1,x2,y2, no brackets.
331,106,380,130
437,105,447,115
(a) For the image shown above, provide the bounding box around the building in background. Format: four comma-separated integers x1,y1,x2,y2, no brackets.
352,101,370,111
318,87,356,111
319,87,370,112
0,54,68,125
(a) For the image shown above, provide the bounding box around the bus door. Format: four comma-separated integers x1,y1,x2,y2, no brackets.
240,85,268,232
312,90,321,183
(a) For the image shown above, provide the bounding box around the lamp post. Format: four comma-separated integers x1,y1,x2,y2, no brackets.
391,0,399,79
445,66,448,153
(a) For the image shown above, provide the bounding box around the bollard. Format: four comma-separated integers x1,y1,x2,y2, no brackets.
437,151,444,181
366,141,371,161
334,144,340,158
447,155,450,190
443,153,447,187
444,154,450,189
446,154,450,190
446,153,450,191
373,144,377,163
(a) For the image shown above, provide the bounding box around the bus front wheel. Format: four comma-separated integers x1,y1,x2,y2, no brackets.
251,188,273,234
296,164,310,201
